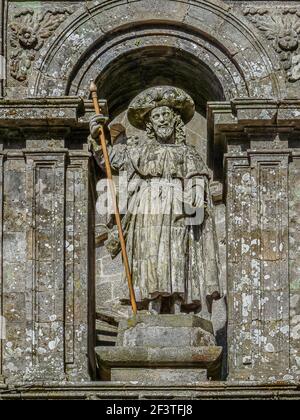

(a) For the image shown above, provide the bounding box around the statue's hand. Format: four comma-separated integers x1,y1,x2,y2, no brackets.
191,184,204,208
184,179,204,208
90,114,109,139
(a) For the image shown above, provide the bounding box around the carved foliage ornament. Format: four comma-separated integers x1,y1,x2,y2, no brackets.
9,9,72,83
244,8,300,82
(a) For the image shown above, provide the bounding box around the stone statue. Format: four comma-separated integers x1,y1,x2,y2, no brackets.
89,86,221,319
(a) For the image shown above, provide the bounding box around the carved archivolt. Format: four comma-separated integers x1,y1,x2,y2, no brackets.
26,0,284,100
2,0,286,99
244,7,300,82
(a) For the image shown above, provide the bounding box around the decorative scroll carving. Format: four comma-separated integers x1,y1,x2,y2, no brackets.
244,8,300,82
9,9,72,83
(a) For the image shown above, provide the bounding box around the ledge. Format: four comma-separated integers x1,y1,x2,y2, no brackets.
96,346,222,368
0,97,108,128
0,381,299,400
207,99,300,130
207,99,300,178
208,99,300,130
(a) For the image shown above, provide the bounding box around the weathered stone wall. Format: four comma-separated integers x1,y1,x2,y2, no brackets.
289,153,300,380
2,1,300,101
0,0,300,392
0,99,97,382
209,100,300,381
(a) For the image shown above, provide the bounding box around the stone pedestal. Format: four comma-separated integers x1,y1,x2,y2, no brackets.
96,314,223,383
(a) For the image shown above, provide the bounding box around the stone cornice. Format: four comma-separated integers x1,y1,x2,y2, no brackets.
208,100,300,131
0,97,108,128
207,99,300,178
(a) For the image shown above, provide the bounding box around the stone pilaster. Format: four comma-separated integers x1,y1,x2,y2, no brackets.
2,150,28,382
208,100,300,381
0,153,4,382
65,152,96,381
226,150,291,380
25,150,66,381
0,98,102,382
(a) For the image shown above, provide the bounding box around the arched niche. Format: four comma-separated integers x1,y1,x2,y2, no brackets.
24,0,286,325
27,0,285,161
76,41,226,118
67,27,234,160
28,0,285,100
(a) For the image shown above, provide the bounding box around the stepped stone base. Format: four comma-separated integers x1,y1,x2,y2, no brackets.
111,368,208,384
96,314,222,382
96,346,223,381
116,314,216,347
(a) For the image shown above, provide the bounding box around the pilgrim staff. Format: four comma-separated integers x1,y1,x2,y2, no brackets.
90,81,137,315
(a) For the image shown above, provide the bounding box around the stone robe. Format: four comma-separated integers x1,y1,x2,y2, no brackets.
92,135,220,319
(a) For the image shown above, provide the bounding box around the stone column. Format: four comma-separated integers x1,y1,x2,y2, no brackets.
0,98,98,383
208,101,300,381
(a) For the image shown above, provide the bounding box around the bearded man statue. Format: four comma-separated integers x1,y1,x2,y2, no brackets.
89,86,222,319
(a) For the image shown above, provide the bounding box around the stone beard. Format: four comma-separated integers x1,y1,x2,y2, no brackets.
90,86,221,318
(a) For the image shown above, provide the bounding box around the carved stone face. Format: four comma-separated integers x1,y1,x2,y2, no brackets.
149,106,176,143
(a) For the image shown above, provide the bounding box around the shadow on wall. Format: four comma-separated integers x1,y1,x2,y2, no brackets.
93,46,225,120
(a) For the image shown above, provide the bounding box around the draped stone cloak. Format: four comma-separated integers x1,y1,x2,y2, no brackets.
91,135,221,319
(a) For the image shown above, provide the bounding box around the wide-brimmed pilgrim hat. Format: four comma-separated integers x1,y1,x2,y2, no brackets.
127,86,195,130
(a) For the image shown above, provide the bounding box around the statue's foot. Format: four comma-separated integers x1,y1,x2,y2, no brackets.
149,298,162,314
171,294,184,314
173,302,182,314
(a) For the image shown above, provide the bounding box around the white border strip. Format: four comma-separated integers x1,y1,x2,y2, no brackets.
0,55,6,80
0,316,6,340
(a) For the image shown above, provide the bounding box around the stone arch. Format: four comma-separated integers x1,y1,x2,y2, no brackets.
67,25,242,117
28,0,285,102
